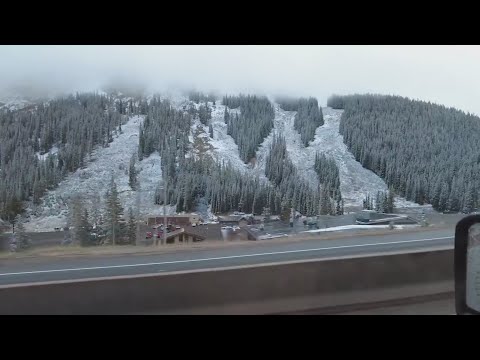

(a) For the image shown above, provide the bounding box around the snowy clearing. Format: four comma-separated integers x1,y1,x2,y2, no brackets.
272,106,426,209
251,105,396,207
208,103,251,175
35,146,59,161
24,115,175,232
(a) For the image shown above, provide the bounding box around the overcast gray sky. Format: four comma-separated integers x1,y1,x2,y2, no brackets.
1,45,479,115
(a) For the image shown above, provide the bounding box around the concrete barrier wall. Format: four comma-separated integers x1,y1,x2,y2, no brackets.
0,249,454,314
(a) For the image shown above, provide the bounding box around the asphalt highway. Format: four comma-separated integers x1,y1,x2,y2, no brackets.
0,228,453,286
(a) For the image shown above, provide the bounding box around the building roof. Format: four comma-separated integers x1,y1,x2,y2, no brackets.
148,215,194,219
218,216,243,222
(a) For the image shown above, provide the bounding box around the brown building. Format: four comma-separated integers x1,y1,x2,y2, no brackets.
147,214,202,227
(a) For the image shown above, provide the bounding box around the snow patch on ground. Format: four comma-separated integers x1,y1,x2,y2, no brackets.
302,224,420,233
192,198,218,223
394,198,432,209
36,146,59,161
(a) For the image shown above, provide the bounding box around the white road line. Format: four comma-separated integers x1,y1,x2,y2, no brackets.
0,236,453,277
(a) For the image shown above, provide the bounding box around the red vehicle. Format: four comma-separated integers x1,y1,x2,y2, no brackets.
145,231,153,239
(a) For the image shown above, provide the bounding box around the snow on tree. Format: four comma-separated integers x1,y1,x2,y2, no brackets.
293,98,324,146
336,93,480,212
362,190,395,213
223,95,275,163
14,215,30,251
0,92,125,220
70,196,91,246
104,176,125,245
208,123,214,138
128,152,138,190
127,207,137,245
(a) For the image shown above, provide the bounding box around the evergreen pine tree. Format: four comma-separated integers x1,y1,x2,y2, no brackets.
70,196,91,246
387,190,395,213
70,196,84,245
91,192,102,228
375,192,381,212
138,126,144,161
463,184,476,214
439,182,450,211
382,192,388,213
319,187,330,215
79,208,91,247
127,207,137,245
336,197,342,215
104,176,125,245
129,153,137,190
209,123,214,138
14,215,30,250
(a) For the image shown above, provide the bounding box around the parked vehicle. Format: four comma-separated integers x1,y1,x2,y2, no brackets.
146,231,153,239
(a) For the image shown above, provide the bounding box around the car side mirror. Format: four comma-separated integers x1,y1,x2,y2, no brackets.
455,215,480,315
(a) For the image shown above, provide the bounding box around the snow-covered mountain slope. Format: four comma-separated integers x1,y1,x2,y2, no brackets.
0,97,35,111
252,105,428,209
252,104,319,187
314,108,429,209
24,115,176,232
23,93,429,231
299,107,389,206
184,100,425,209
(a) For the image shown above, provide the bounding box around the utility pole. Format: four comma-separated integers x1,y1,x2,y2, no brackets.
110,169,116,246
136,182,141,246
162,167,167,246
112,213,116,246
